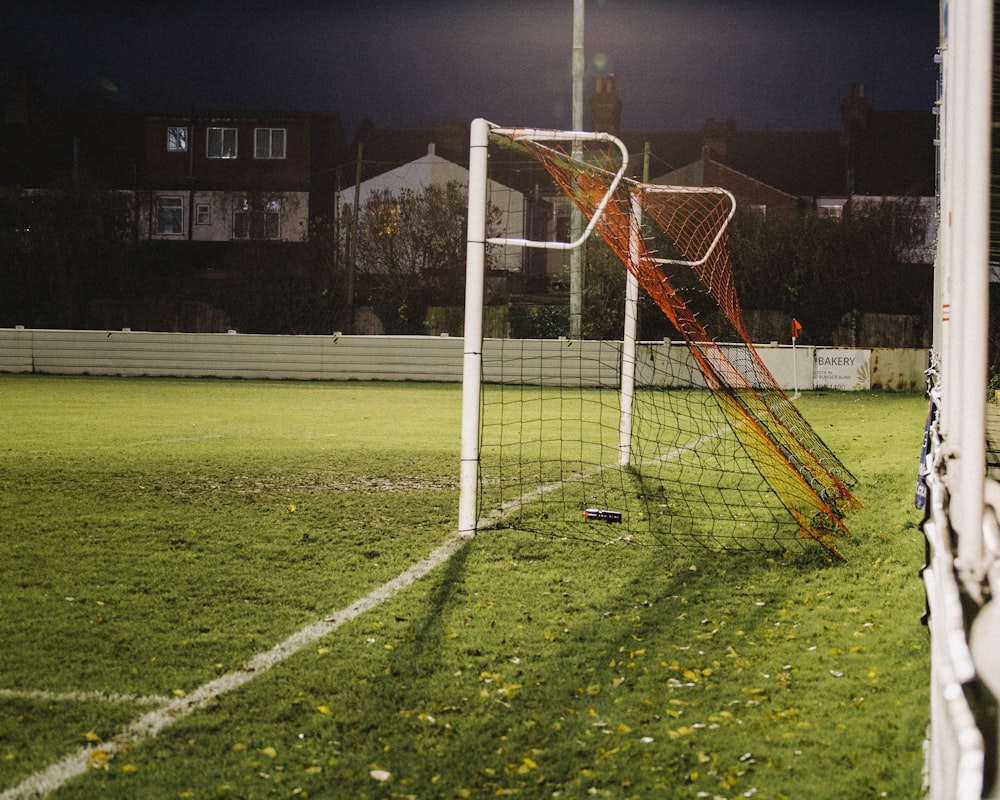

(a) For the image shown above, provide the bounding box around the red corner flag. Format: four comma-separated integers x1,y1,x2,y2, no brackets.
791,318,803,339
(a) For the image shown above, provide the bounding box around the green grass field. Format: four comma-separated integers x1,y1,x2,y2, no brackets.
0,375,929,799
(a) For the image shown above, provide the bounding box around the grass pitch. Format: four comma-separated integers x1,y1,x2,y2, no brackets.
0,375,929,799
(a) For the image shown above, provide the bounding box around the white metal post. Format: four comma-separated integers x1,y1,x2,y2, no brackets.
925,1,996,798
569,0,585,338
945,0,991,596
458,118,490,537
792,335,799,397
619,195,641,466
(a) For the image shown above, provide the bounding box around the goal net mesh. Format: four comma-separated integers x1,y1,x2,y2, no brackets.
479,129,859,558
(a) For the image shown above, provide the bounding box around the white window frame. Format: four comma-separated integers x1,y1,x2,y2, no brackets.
254,128,286,160
156,196,184,235
816,198,847,219
233,197,281,240
195,203,211,225
207,127,238,159
166,126,188,153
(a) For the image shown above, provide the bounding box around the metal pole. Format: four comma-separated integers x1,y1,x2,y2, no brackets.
458,118,490,537
619,142,647,466
620,194,641,467
948,0,992,597
569,0,585,338
347,141,363,334
792,335,798,396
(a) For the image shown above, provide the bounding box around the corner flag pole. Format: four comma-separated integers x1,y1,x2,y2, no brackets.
791,318,802,396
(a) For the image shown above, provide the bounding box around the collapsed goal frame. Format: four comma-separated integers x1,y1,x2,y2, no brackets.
459,118,858,558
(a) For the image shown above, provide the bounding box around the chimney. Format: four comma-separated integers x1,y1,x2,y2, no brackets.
702,118,736,164
840,83,872,194
589,75,622,135
841,83,871,134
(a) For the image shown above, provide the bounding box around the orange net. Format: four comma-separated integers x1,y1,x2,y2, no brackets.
502,131,859,557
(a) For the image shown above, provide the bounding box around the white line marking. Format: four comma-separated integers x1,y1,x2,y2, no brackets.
0,690,170,707
0,532,470,800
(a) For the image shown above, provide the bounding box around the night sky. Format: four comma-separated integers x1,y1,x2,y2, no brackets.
3,1,940,137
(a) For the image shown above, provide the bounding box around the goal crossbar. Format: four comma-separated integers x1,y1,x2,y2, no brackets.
486,124,630,251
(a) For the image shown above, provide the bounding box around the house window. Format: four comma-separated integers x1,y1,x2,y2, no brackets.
254,128,286,159
816,199,846,219
166,126,188,153
233,198,281,240
195,203,211,225
207,127,238,159
156,196,184,235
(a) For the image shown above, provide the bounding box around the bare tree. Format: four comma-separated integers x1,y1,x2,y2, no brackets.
351,180,498,334
728,197,931,343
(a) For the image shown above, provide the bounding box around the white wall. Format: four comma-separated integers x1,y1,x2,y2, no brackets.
0,328,927,390
140,190,309,242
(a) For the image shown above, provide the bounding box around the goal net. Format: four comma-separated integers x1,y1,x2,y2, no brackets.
460,120,859,559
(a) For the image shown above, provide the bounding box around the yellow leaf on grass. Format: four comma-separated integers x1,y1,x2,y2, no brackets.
261,746,277,758
316,706,331,715
83,730,102,743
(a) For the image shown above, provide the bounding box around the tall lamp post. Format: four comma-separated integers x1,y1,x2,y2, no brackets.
569,0,585,338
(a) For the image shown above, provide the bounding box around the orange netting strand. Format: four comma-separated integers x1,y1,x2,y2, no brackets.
506,132,859,556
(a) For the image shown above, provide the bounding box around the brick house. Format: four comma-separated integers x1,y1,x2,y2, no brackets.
141,115,313,243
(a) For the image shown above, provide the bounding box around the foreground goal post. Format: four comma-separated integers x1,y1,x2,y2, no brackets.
459,120,630,536
460,119,858,558
921,1,1000,797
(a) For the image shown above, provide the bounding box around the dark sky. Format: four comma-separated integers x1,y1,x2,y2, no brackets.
3,1,939,137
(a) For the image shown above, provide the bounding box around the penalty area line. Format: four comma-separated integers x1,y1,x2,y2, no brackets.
0,532,471,800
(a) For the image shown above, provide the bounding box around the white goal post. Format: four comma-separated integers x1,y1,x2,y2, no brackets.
458,120,742,538
923,0,1000,798
458,119,631,536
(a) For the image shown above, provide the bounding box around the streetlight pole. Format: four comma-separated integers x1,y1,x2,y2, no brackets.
569,0,585,338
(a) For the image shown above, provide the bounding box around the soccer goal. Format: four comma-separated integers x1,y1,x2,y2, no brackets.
459,118,858,558
919,1,1000,797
